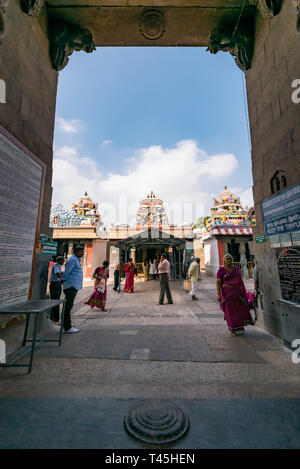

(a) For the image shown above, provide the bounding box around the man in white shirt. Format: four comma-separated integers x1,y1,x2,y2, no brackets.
157,253,173,305
149,258,158,280
188,257,200,301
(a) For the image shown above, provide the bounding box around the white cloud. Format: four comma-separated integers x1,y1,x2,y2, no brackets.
52,140,240,226
57,117,87,134
240,187,254,209
101,139,112,145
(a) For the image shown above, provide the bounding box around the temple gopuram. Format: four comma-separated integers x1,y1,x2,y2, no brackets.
51,192,107,281
136,191,169,230
201,186,256,277
206,186,255,231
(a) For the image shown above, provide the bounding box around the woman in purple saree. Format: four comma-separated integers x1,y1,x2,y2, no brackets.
217,254,254,336
85,261,109,311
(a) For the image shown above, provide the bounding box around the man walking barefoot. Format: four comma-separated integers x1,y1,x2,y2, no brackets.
188,257,200,301
157,253,173,305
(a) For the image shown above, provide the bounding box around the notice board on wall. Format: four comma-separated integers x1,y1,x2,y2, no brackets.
0,126,45,312
276,247,300,305
262,183,300,237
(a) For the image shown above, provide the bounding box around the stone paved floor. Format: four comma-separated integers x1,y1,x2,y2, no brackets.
1,275,300,448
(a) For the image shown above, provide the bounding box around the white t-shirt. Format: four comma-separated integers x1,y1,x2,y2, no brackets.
149,260,157,274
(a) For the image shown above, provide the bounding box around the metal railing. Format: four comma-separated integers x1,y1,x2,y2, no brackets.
135,263,145,275
134,262,183,280
233,261,255,278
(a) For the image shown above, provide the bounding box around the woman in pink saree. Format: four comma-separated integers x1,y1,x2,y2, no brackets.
85,261,109,311
124,258,135,293
217,254,254,336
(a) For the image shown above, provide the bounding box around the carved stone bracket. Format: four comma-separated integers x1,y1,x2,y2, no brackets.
49,18,96,71
0,0,9,42
207,24,254,71
248,0,282,19
21,0,43,16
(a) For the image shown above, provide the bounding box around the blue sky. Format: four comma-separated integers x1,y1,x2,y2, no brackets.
52,46,253,227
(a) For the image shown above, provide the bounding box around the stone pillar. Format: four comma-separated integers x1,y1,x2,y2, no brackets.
130,248,136,263
245,0,300,337
68,242,73,257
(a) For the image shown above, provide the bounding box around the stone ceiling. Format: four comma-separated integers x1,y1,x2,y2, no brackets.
15,0,284,71
46,0,256,46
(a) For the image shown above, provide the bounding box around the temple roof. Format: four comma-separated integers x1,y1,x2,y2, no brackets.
72,191,97,211
115,229,185,248
213,186,240,205
50,192,105,230
136,191,169,229
206,186,255,230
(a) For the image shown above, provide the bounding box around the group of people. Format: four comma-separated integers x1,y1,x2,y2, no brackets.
49,246,111,333
112,254,173,304
49,246,257,338
49,250,174,332
49,245,85,334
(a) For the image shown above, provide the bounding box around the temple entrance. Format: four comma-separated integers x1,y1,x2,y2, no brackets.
113,229,185,280
228,240,240,263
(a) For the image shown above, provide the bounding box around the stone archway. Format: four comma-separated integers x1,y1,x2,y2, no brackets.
0,0,300,342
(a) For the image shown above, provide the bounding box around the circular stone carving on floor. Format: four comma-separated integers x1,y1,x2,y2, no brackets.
139,10,166,40
124,400,189,445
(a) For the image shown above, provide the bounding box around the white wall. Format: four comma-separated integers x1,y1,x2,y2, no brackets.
91,240,108,276
204,238,219,277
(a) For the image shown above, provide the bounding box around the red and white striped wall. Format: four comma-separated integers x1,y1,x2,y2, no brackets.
209,227,253,235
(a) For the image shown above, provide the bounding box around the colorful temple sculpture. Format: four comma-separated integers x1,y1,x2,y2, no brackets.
108,191,195,280
50,191,102,228
200,187,256,277
71,191,101,225
108,191,193,241
50,192,107,281
205,186,254,231
136,191,169,230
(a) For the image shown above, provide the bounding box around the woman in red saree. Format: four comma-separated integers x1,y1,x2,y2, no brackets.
124,258,135,293
217,254,254,336
85,261,109,311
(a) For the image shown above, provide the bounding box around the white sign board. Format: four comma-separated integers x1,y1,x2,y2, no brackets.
0,129,43,311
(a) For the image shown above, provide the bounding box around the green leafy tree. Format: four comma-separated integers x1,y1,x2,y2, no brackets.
193,216,210,229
